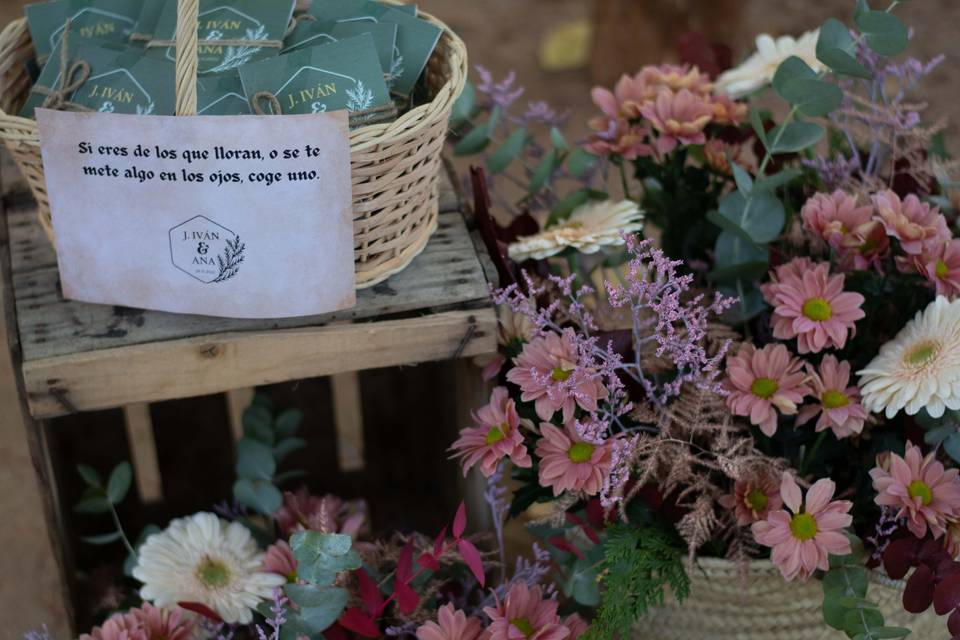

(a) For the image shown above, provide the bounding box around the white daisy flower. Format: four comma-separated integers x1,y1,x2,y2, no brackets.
715,30,823,98
507,199,644,262
858,296,960,419
132,512,285,624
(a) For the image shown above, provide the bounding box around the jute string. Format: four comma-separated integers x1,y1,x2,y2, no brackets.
30,20,92,112
174,0,198,116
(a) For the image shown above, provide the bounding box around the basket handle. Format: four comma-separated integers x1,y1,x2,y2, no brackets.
174,0,199,116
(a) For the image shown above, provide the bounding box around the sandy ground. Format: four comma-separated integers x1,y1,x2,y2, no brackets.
0,0,958,635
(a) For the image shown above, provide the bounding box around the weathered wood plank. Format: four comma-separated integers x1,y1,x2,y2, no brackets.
13,211,489,362
23,308,496,419
330,371,365,471
226,388,255,441
123,404,163,502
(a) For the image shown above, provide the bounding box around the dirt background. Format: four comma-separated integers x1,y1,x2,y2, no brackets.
0,0,958,637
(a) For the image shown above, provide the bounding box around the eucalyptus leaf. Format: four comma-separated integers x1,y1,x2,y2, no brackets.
567,148,597,179
754,168,802,192
106,462,133,505
772,56,816,97
284,584,349,632
750,108,768,149
944,433,960,464
550,126,570,152
731,163,753,196
74,495,112,514
273,437,307,464
243,404,275,444
863,627,910,639
82,531,123,545
563,557,601,606
528,151,558,195
77,464,102,488
274,408,304,439
715,190,785,244
779,78,843,117
487,127,528,174
233,478,282,516
856,10,908,57
720,285,767,324
454,106,500,156
236,439,276,480
290,531,361,587
768,122,825,154
842,608,884,637
449,82,476,127
713,228,767,268
817,18,872,79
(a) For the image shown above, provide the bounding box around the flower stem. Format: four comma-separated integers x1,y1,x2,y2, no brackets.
799,431,829,476
110,503,137,558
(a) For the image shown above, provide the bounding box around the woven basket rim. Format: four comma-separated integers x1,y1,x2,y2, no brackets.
692,556,905,589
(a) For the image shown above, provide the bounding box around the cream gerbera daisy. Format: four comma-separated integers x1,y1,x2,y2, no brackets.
858,296,960,418
133,512,285,624
507,199,644,262
715,30,822,98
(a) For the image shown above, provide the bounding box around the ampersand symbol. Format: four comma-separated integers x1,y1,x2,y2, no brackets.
311,101,327,114
198,242,209,255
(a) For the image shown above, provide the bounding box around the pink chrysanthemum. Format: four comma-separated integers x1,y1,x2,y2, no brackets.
484,582,569,640
874,190,951,256
870,441,960,539
639,88,712,154
275,489,368,538
535,421,614,496
919,239,960,299
563,614,588,639
450,386,532,477
80,604,193,640
263,541,297,582
639,63,713,95
752,474,853,581
761,259,865,353
591,74,655,120
796,355,868,439
801,190,885,269
718,470,783,526
416,603,486,640
724,343,811,436
506,331,608,422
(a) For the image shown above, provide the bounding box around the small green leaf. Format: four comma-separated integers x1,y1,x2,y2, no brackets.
720,286,767,324
546,189,592,227
528,151,558,196
454,106,501,156
769,122,825,154
236,439,276,480
780,78,843,117
750,108,768,148
106,462,133,505
77,464,102,488
550,127,570,152
273,437,307,464
74,496,112,514
754,168,802,192
274,408,303,439
856,10,908,57
865,627,911,639
290,532,362,586
842,607,884,636
715,190,785,244
284,584,349,633
944,433,960,463
243,403,275,444
82,531,123,545
772,56,817,97
731,163,753,196
823,566,868,597
817,18,872,79
567,148,598,179
233,478,283,516
563,557,601,606
487,127,528,173
449,82,476,126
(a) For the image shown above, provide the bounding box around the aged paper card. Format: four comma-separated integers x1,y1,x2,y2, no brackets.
36,109,356,319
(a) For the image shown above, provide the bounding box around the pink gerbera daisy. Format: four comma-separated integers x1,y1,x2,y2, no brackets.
920,239,960,299
506,330,608,422
535,421,614,496
870,441,960,539
752,473,853,581
874,190,951,255
719,470,783,526
484,582,569,640
796,355,868,439
80,604,193,640
416,603,486,640
762,259,865,353
263,541,297,582
724,343,811,436
451,386,532,477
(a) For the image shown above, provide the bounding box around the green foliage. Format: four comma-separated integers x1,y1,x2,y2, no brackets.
232,394,307,516
817,18,872,79
585,525,690,640
855,7,908,57
449,82,477,127
487,127,528,173
917,409,960,464
821,536,911,639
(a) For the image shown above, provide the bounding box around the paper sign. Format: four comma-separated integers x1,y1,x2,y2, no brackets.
36,109,357,319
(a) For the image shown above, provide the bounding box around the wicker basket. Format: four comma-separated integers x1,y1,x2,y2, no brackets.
0,0,467,289
638,558,942,639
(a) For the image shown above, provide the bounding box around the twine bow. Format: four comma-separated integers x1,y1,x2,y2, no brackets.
31,20,93,112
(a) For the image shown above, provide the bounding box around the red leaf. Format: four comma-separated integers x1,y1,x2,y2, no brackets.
355,568,383,616
418,552,441,571
397,542,414,583
904,565,935,614
935,575,960,615
433,525,448,556
883,537,918,580
548,535,585,560
176,602,222,623
324,623,349,640
457,538,486,587
394,578,420,614
453,502,467,540
339,608,381,638
565,513,600,545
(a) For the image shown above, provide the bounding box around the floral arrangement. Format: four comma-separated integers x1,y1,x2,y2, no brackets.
53,395,585,640
449,0,960,637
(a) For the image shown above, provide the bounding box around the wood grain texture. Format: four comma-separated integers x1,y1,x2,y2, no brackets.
330,371,365,472
123,403,163,502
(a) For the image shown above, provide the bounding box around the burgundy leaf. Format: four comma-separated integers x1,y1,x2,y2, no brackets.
395,578,420,614
503,212,539,243
949,608,960,636
935,575,960,615
883,537,919,580
397,542,414,583
176,602,222,623
904,565,936,613
453,502,467,540
433,525,448,556
418,552,441,571
565,512,601,545
355,568,383,616
457,538,486,587
339,608,381,638
548,535,585,560
324,622,349,640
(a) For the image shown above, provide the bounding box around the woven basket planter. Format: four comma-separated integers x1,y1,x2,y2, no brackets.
0,0,467,289
638,557,941,639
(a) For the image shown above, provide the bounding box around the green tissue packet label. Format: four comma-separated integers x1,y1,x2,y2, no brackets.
390,4,417,16
25,0,141,61
198,72,251,115
239,33,390,118
148,0,296,75
282,20,397,75
22,38,175,118
306,0,441,96
130,0,166,40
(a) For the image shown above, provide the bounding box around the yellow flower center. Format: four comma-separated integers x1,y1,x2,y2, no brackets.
821,390,849,410
908,480,933,506
789,513,819,541
745,488,769,513
510,619,535,638
936,260,951,279
196,557,231,588
904,340,941,368
751,377,779,399
551,366,573,382
485,424,508,445
802,297,833,322
568,442,596,463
